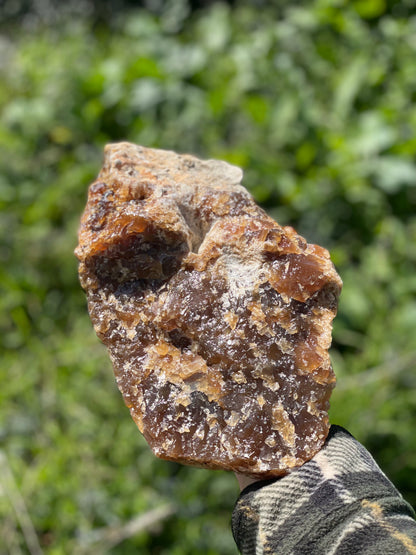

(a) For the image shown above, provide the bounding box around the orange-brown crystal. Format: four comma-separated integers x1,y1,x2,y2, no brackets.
75,143,342,477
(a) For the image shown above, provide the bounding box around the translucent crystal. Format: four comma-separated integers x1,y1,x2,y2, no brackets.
75,143,342,477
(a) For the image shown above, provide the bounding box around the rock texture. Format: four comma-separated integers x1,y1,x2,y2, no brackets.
75,142,342,477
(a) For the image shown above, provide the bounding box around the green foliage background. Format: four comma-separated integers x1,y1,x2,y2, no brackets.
1,0,416,552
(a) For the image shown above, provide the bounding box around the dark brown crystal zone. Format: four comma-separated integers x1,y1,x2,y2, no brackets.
75,143,342,477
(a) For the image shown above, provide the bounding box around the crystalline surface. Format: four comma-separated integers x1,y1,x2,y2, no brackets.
75,142,342,477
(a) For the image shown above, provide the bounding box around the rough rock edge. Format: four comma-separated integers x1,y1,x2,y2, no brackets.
75,143,342,478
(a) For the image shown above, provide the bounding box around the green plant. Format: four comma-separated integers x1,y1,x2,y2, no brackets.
1,2,416,552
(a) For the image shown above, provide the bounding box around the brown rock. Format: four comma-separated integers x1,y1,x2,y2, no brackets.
75,142,342,477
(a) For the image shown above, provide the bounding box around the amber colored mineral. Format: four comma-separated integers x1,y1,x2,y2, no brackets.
75,142,342,477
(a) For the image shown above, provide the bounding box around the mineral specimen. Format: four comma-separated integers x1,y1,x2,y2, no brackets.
75,142,342,478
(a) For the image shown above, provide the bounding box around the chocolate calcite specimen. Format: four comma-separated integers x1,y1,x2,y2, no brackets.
75,143,342,477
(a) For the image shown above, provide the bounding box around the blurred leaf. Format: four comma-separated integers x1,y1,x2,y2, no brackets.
2,2,416,552
353,0,386,18
373,156,416,193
